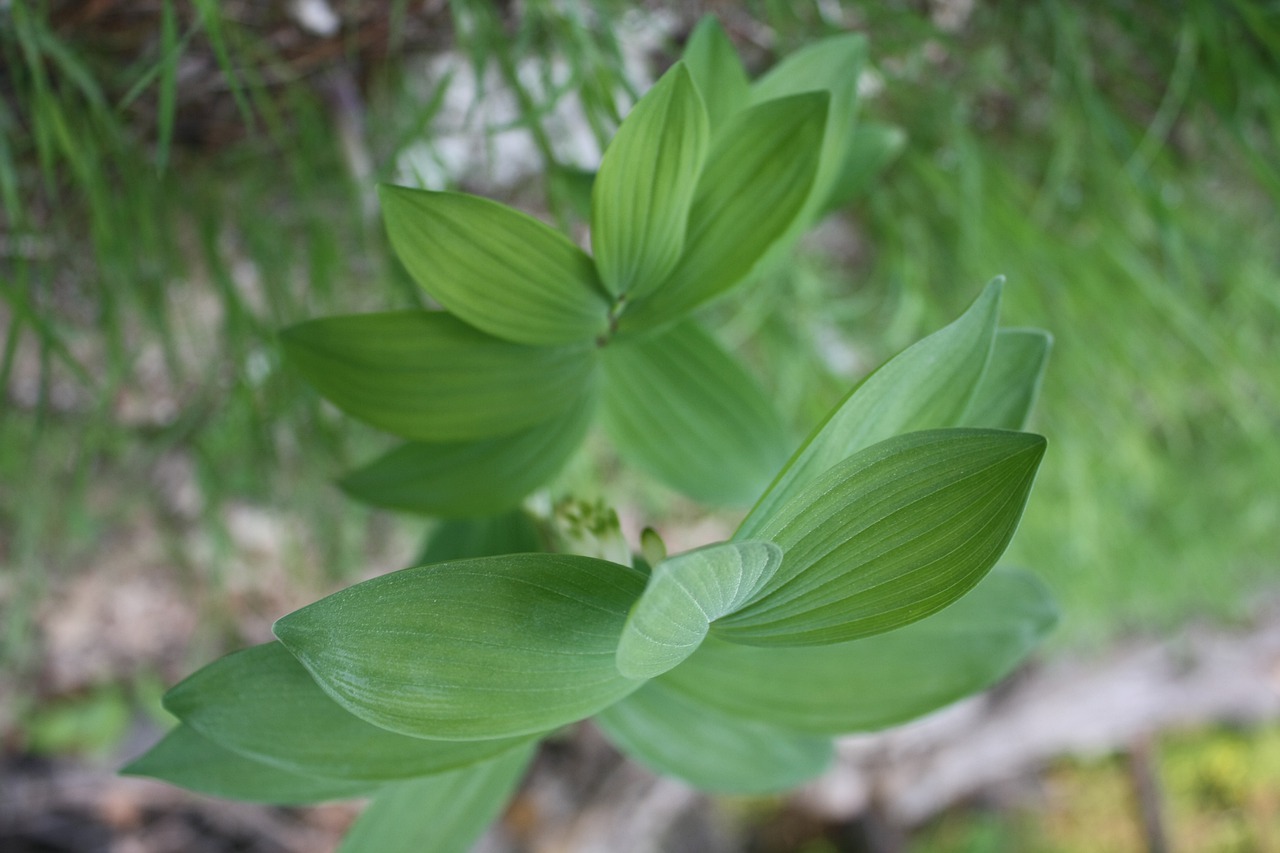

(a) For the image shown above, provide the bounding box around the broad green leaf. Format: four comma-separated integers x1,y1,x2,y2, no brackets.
962,328,1052,430
281,310,596,442
617,93,828,332
741,281,1002,536
750,34,868,244
379,185,609,345
821,121,906,213
122,724,376,804
600,320,790,506
418,510,545,565
718,429,1046,646
340,391,594,517
274,554,647,740
596,677,832,794
662,569,1057,734
164,643,536,781
338,745,534,853
616,540,782,679
592,63,709,299
680,16,750,131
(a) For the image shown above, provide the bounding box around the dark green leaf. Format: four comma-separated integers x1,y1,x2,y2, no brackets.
340,391,594,517
596,677,832,794
379,185,610,345
601,321,789,506
592,63,709,298
717,429,1046,646
821,121,906,213
281,310,596,442
164,644,536,782
338,745,535,853
274,555,647,740
122,724,376,804
962,328,1053,430
616,540,782,679
742,281,1002,534
680,17,751,132
417,510,545,565
749,34,868,247
661,570,1057,734
618,93,828,331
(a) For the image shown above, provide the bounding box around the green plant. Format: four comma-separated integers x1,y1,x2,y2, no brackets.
124,19,1057,851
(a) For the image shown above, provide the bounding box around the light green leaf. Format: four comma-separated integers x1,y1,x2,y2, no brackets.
338,745,534,853
340,391,594,517
592,63,709,299
418,510,545,565
274,554,647,740
600,320,790,506
962,328,1052,430
680,16,750,131
821,121,906,213
618,92,829,332
280,310,597,442
662,570,1056,734
616,540,782,679
379,185,610,346
750,34,868,244
741,281,1003,536
122,724,376,804
718,429,1046,646
164,643,536,781
596,677,832,794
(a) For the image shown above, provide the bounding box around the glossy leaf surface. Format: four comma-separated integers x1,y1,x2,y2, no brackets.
593,63,709,298
274,555,646,740
339,391,593,517
601,321,789,506
963,328,1052,430
663,570,1057,733
616,540,782,679
680,16,750,132
165,643,535,781
718,429,1046,645
618,93,828,331
122,724,376,804
338,745,534,853
596,677,832,794
380,186,609,345
281,310,596,442
742,281,1002,535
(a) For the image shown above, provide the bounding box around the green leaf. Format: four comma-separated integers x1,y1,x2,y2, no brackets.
821,121,906,213
660,570,1057,734
280,310,596,442
418,510,545,565
592,63,709,299
600,321,790,506
596,677,832,794
618,92,829,332
122,724,376,804
274,554,647,740
749,34,868,243
718,429,1046,646
962,328,1053,431
680,17,751,132
741,281,1003,536
616,540,782,679
338,745,534,853
379,185,610,345
164,644,536,782
340,391,594,517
